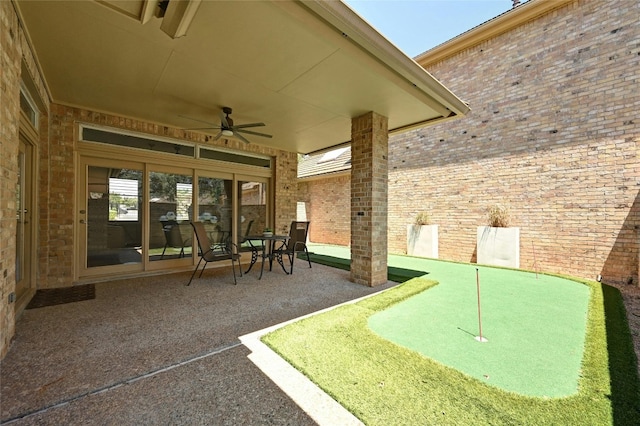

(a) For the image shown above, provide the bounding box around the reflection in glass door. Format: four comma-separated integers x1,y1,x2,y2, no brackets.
237,180,268,243
197,176,233,248
15,136,33,302
85,166,143,268
149,171,193,262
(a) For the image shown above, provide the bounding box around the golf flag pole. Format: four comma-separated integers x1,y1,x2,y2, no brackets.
475,268,488,343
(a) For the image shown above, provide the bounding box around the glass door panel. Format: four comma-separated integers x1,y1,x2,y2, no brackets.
197,176,233,248
237,180,268,245
149,171,193,262
86,166,143,268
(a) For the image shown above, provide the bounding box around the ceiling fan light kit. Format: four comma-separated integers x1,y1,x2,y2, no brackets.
181,106,272,144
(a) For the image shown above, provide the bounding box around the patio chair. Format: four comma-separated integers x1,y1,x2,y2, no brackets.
274,221,311,274
161,220,189,259
187,221,241,285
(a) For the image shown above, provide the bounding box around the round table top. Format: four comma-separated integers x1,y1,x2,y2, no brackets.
244,234,290,241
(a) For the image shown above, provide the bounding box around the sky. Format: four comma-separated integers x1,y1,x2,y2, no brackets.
344,0,526,58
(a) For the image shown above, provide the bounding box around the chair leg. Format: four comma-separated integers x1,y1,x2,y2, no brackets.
198,260,208,278
288,252,295,274
187,257,204,286
304,247,312,268
230,256,238,285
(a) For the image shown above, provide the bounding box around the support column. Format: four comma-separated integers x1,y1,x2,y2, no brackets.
350,112,388,286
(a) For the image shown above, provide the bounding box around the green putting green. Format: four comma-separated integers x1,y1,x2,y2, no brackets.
309,244,591,398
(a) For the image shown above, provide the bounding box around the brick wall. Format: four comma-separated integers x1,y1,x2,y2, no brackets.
301,0,639,286
0,0,22,358
389,0,639,285
1,0,51,358
44,104,76,287
298,175,350,245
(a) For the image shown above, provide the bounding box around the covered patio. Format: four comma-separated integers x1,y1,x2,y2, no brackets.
0,264,397,424
1,0,469,359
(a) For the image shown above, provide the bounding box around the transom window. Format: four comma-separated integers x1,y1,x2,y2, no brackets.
80,125,271,169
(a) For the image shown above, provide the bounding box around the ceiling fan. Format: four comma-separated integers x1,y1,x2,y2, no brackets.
181,106,272,144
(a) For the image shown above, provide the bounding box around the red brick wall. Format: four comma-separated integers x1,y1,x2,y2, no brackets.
299,175,350,245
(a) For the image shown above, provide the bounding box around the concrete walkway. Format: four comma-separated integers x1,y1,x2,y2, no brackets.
1,262,396,425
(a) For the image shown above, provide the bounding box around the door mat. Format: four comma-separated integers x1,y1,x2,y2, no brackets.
26,284,96,309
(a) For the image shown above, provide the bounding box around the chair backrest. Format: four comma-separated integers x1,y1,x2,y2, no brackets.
287,221,310,252
162,221,184,247
190,222,212,255
244,220,254,236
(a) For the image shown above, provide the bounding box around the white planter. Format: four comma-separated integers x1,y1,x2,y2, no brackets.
407,224,438,258
477,226,520,268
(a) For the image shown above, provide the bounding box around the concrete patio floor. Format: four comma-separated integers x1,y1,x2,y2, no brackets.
1,263,397,425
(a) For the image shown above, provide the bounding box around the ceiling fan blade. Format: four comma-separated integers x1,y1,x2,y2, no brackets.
178,114,218,127
235,129,273,138
233,132,251,144
220,111,229,128
212,131,223,141
233,122,266,129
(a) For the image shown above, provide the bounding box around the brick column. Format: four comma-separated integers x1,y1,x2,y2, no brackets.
350,112,388,286
274,150,298,236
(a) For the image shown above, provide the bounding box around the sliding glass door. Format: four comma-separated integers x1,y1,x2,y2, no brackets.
196,174,234,248
237,178,269,242
79,160,144,276
148,169,194,263
78,151,270,279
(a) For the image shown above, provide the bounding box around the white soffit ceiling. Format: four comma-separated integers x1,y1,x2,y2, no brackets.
16,0,469,154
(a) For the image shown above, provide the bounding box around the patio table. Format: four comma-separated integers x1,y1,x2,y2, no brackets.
243,234,290,279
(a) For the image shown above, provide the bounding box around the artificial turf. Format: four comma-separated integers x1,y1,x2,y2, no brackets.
265,246,640,425
368,263,589,397
302,247,591,395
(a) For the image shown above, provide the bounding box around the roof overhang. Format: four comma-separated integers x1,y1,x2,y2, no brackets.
15,0,469,154
415,0,573,67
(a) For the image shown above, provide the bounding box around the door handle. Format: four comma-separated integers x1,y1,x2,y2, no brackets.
79,219,86,224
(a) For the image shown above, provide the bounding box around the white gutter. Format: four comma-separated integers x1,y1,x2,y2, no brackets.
300,0,471,119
